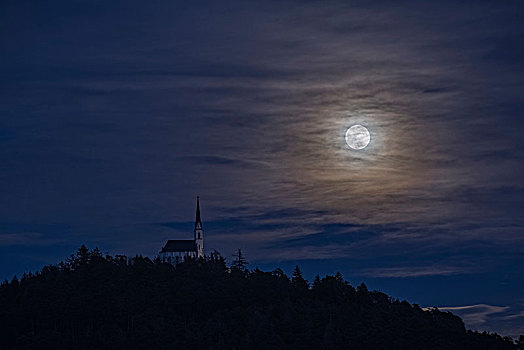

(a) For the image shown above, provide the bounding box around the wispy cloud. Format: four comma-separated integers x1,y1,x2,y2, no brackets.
0,232,62,246
502,311,524,321
435,304,510,326
359,265,474,278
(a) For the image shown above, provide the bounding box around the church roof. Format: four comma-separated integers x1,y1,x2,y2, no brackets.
161,240,197,252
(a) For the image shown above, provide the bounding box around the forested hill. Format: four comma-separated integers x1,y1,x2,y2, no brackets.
0,246,521,350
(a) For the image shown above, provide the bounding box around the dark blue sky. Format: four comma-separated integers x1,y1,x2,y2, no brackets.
1,0,524,337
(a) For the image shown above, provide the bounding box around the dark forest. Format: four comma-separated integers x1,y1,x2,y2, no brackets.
0,246,522,350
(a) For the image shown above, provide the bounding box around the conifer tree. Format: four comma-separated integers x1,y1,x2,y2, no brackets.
291,265,309,290
231,248,248,270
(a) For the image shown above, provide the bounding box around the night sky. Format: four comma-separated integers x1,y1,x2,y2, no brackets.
1,0,524,337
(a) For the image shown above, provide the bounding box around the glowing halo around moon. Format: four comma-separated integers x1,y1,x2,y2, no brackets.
345,125,371,150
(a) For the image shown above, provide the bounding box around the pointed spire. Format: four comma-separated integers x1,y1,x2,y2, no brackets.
195,196,202,231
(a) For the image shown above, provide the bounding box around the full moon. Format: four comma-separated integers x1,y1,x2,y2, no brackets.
345,125,370,150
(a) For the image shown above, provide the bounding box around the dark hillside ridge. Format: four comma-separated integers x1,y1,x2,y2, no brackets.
0,246,521,349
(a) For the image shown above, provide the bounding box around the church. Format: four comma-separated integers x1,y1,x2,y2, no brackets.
159,197,204,263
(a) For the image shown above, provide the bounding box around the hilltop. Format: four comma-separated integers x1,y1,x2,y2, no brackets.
0,246,521,349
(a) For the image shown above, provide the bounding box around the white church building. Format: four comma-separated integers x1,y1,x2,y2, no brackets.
159,197,204,263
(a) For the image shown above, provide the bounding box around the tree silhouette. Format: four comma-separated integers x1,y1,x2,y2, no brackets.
517,335,524,350
291,265,308,290
231,248,248,270
0,245,520,350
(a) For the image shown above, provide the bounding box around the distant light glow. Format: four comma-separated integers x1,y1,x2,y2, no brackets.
345,125,370,150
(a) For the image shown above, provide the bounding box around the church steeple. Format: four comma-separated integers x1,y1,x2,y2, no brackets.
194,196,203,257
195,196,202,231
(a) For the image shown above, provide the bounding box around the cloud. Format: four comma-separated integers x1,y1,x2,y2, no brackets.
0,232,62,246
173,155,271,168
502,311,524,321
433,304,510,326
3,0,523,239
359,265,474,278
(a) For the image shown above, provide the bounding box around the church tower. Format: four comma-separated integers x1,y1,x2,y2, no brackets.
194,196,204,258
159,197,204,263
